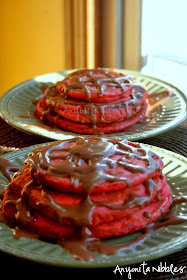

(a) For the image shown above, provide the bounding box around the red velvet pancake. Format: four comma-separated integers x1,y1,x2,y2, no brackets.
2,137,172,246
35,68,148,134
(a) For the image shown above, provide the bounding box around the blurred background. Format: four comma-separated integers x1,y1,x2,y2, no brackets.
0,0,187,96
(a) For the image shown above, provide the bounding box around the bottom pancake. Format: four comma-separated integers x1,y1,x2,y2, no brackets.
36,101,147,134
2,173,172,240
7,193,172,240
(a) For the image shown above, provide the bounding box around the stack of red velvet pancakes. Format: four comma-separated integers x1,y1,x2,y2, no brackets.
2,137,172,245
35,69,148,134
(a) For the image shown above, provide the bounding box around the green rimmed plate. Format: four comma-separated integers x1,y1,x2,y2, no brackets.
0,143,186,268
0,69,186,141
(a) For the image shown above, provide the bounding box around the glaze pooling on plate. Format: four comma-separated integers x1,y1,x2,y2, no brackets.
0,69,186,141
0,143,186,267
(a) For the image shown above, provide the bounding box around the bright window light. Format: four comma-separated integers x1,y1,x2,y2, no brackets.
141,0,187,94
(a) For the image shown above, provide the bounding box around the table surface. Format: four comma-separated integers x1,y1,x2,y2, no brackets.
0,116,186,279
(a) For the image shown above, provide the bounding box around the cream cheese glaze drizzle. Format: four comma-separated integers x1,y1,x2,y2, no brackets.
26,137,160,186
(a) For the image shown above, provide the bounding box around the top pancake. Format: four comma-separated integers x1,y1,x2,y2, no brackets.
55,68,147,103
25,137,163,194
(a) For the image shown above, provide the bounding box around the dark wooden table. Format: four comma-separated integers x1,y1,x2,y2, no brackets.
0,117,186,279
